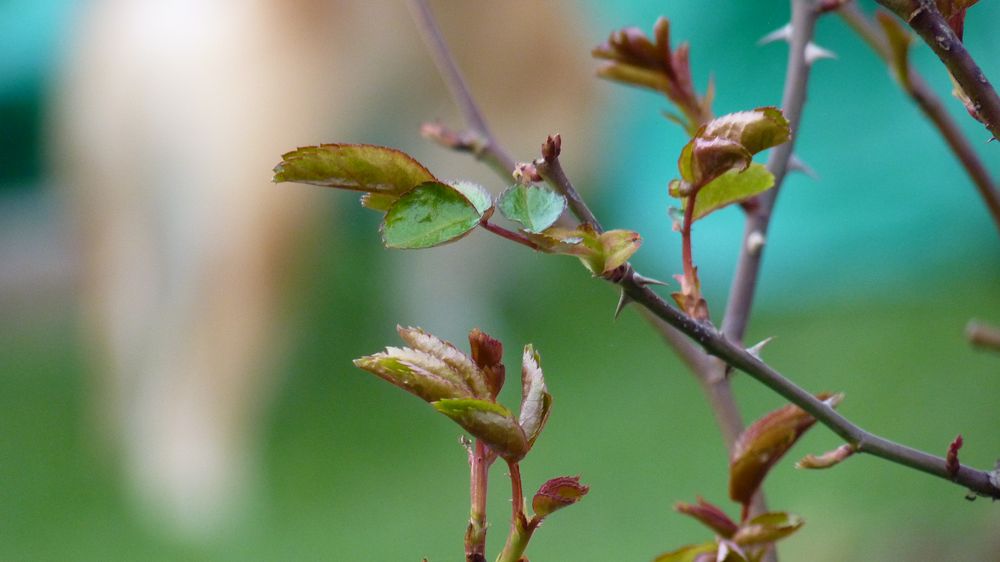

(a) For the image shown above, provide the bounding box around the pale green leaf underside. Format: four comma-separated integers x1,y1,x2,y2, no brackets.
433,398,528,461
381,182,483,249
688,163,774,222
451,181,493,215
497,184,567,233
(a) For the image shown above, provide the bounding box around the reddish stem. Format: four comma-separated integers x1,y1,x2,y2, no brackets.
465,440,493,561
509,462,524,524
481,219,542,251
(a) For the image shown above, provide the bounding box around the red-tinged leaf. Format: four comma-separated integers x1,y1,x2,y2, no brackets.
273,144,437,211
592,18,712,134
353,351,473,404
595,63,671,93
678,137,751,186
469,329,505,398
519,345,552,449
531,476,590,519
732,512,804,545
433,399,528,462
397,326,489,400
652,543,717,562
525,224,642,275
729,393,844,505
876,11,913,91
675,497,739,538
699,107,790,156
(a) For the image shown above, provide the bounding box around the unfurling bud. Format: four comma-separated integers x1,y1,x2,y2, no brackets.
532,476,590,519
796,443,856,470
674,497,738,538
946,434,964,478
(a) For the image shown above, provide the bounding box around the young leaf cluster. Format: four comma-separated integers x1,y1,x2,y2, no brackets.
353,327,588,561
657,394,842,562
274,144,642,275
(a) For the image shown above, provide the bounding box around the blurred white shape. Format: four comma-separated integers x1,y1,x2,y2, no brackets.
50,0,599,538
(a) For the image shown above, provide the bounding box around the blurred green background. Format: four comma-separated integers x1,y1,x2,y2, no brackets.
2,1,999,561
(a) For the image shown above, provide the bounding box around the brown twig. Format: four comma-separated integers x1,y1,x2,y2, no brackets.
838,2,1000,233
618,274,1000,499
406,0,516,175
966,320,1000,353
534,134,604,233
876,0,1000,140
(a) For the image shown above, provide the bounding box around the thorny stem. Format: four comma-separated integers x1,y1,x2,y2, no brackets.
721,0,818,347
837,2,1000,234
619,274,1000,499
411,0,1000,539
407,0,516,174
466,439,494,562
876,0,1000,140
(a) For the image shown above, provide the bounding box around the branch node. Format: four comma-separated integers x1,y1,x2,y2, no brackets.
746,231,766,256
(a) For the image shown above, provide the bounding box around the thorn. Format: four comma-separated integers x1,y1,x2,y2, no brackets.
632,273,669,287
788,154,819,179
746,231,766,256
806,42,837,64
746,336,775,359
614,289,633,320
758,23,792,46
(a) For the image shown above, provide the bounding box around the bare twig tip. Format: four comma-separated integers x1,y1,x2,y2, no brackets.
542,134,562,161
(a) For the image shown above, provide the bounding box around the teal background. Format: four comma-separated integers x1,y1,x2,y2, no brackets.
2,1,999,561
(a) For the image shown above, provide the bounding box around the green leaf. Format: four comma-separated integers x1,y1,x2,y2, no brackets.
653,543,717,562
397,326,489,400
732,512,804,546
451,180,494,216
433,399,528,461
273,144,437,211
599,229,643,273
688,163,775,222
381,182,484,249
497,184,567,233
519,345,552,448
